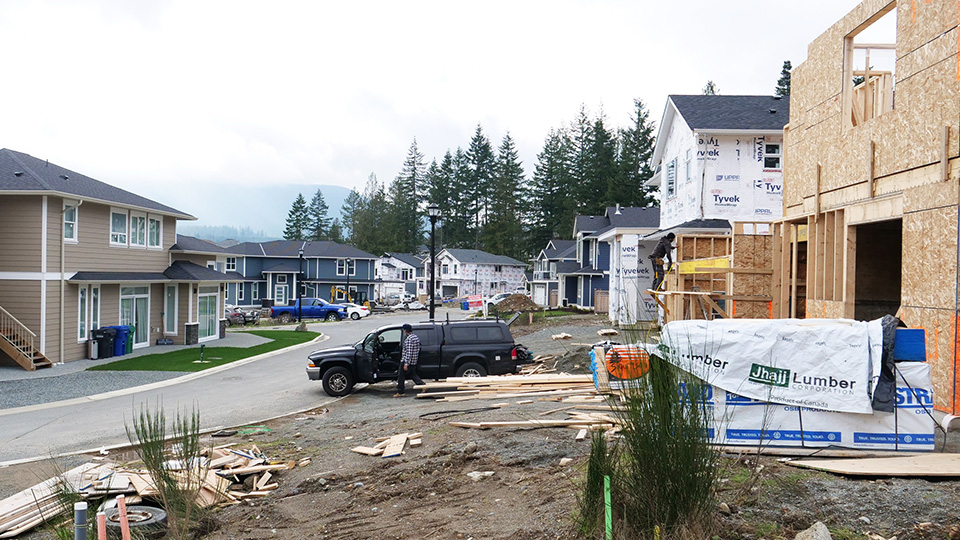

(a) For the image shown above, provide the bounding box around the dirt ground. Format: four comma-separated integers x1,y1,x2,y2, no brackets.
4,314,960,540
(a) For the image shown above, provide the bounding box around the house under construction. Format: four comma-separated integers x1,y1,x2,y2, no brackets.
772,0,960,414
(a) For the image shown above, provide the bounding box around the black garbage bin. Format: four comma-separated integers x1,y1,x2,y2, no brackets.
92,327,116,359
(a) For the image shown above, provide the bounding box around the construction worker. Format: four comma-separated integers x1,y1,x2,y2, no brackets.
649,232,675,291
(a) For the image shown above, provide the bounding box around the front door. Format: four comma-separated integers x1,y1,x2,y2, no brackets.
120,286,150,348
275,285,288,306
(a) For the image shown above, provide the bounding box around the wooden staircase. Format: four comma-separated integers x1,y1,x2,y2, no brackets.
0,305,52,371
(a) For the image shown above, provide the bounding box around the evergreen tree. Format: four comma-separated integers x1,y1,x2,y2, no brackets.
282,193,309,240
340,188,363,242
568,106,592,213
351,175,389,255
483,133,526,259
526,128,575,250
306,188,330,241
398,138,427,206
587,115,618,212
466,125,495,247
609,98,658,207
702,80,720,95
327,218,345,244
447,148,475,249
385,175,422,253
775,60,792,97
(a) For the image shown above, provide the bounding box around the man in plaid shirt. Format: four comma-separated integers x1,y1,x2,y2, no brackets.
395,323,425,397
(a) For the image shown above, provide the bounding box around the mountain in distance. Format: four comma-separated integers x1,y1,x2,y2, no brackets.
176,183,355,241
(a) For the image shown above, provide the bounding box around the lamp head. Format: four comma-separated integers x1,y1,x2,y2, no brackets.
427,204,440,218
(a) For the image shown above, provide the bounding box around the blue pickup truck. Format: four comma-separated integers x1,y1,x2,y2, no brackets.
270,298,348,323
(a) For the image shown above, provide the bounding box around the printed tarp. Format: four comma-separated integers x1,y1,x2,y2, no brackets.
656,318,884,414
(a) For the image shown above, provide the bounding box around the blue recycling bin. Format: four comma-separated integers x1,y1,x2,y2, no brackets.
461,301,470,310
107,325,131,357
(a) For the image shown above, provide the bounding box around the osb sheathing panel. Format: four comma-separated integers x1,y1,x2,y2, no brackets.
896,0,957,58
903,179,959,212
784,0,960,210
732,235,773,316
901,206,958,308
805,299,847,319
899,306,957,413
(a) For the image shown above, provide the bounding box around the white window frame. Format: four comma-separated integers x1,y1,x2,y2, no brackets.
110,209,128,246
91,285,100,335
666,158,677,199
226,257,237,271
148,216,162,248
685,148,692,183
494,265,502,273
441,264,449,275
252,282,260,300
130,212,147,248
277,274,287,284
337,258,356,276
763,143,782,169
165,284,178,335
237,283,244,301
64,205,78,243
78,287,88,342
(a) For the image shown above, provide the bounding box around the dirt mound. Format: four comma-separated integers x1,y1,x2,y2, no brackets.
494,294,541,312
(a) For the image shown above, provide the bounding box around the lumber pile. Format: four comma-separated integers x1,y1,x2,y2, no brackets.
415,374,600,402
519,354,557,375
450,409,620,439
350,432,422,457
0,445,301,538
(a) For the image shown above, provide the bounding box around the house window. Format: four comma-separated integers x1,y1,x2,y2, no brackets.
401,269,411,280
763,144,782,169
237,283,244,301
148,217,162,248
130,213,147,247
110,210,128,245
494,265,502,273
685,149,692,182
442,264,449,275
453,264,458,274
336,259,356,276
91,286,99,334
277,274,287,283
666,159,677,198
226,257,237,271
64,206,78,242
78,287,88,341
843,4,896,128
165,285,177,334
252,282,260,300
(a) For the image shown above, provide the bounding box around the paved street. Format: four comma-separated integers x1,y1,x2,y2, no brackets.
0,309,464,465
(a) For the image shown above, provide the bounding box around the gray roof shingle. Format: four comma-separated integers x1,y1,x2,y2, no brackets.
669,95,790,131
386,252,424,268
222,240,376,259
0,149,193,218
69,261,232,282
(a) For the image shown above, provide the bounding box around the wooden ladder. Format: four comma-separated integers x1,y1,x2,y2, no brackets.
0,305,52,371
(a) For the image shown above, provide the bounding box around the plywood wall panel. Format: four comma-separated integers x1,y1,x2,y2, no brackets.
897,0,956,56
900,306,956,412
901,207,958,308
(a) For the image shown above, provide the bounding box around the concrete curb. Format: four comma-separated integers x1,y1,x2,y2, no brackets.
0,333,330,419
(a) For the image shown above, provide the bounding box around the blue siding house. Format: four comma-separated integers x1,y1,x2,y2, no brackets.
171,236,377,307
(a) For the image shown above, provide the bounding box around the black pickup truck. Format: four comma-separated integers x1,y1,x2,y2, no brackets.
306,319,530,396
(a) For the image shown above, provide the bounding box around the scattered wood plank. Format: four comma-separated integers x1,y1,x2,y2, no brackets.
381,433,410,458
351,446,384,456
786,454,960,477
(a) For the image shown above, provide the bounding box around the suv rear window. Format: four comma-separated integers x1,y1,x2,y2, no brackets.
449,325,505,342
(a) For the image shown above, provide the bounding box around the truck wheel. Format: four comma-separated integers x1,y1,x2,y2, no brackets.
350,311,360,320
278,313,293,324
326,312,339,322
322,366,354,396
456,362,487,378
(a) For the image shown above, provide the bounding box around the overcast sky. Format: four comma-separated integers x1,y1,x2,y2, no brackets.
1,0,866,224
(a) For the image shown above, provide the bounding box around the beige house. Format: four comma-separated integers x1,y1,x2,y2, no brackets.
0,149,229,370
773,0,960,413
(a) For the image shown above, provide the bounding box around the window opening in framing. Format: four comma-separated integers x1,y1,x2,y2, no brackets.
844,3,897,128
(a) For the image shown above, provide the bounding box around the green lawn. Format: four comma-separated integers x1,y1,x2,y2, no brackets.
86,330,320,372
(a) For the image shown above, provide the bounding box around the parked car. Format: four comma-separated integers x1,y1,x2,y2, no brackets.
224,305,260,326
382,292,416,306
342,302,371,320
306,319,532,396
270,298,347,323
485,292,512,311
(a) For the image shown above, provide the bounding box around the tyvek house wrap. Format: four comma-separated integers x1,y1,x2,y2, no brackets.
655,318,885,414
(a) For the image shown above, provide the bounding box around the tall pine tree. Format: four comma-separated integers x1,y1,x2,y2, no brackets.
306,188,331,241
526,128,575,250
283,193,309,240
466,125,495,248
775,60,792,97
340,188,363,243
609,98,658,207
483,133,525,259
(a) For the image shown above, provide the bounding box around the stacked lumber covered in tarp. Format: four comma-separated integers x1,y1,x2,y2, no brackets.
595,318,936,451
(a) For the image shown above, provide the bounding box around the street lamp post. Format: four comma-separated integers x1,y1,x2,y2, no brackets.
427,204,441,320
297,248,304,323
345,257,352,303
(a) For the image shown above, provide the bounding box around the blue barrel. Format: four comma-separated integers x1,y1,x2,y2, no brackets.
461,301,470,310
108,325,130,356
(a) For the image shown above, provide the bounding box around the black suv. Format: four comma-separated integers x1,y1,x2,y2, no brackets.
306,320,529,396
